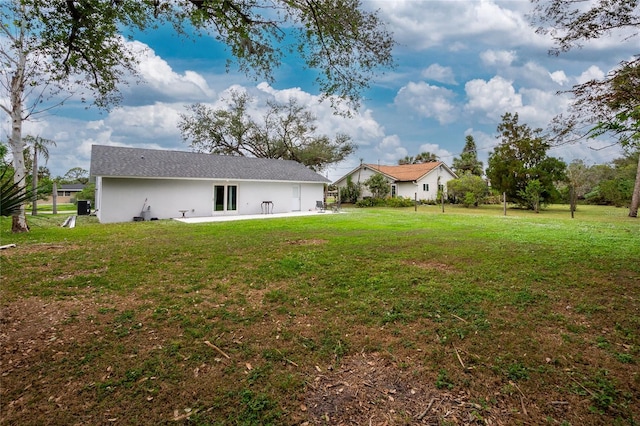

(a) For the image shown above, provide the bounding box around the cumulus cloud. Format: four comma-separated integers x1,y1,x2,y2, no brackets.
510,61,573,90
464,75,572,129
101,103,184,140
254,83,386,144
576,65,605,84
549,70,569,86
376,135,408,163
480,49,517,67
123,40,215,102
371,0,544,50
395,82,457,124
465,76,522,120
421,64,457,85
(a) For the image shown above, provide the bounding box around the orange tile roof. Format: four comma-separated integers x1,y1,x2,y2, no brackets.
365,162,442,181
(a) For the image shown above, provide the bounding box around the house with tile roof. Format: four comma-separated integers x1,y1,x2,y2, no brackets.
333,162,457,201
90,145,330,223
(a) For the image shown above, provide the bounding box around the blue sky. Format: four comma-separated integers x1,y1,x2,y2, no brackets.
8,0,637,182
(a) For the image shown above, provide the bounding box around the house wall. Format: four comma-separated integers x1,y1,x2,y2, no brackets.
334,167,383,198
41,193,79,204
95,177,325,223
335,165,457,201
96,178,213,223
397,168,456,200
238,181,324,214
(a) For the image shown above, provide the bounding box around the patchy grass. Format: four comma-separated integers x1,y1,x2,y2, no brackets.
1,206,638,425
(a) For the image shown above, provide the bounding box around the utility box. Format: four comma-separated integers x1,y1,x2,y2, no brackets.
77,200,91,215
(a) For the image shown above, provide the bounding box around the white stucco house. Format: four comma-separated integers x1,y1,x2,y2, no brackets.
333,162,457,201
90,145,330,223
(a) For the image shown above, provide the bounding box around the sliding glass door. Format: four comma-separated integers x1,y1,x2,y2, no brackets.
214,185,238,212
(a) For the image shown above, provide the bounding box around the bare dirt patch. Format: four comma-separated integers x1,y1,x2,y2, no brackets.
303,352,517,425
1,296,135,377
0,242,80,258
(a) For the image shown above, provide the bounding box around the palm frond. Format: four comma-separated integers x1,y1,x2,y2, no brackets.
0,168,40,216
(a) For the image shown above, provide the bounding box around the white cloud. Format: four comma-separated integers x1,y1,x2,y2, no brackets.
576,65,605,84
372,0,545,50
376,134,408,163
465,76,522,120
125,40,215,101
255,83,386,144
514,61,572,90
519,87,572,127
464,75,572,128
480,49,517,67
102,103,184,140
395,82,457,124
421,64,457,85
549,70,569,86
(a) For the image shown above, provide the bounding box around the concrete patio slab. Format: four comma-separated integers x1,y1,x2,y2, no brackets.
173,210,340,223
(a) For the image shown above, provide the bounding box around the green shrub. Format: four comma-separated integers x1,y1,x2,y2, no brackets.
355,196,415,208
384,196,415,207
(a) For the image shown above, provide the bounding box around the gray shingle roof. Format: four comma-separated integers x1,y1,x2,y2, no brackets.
90,145,330,183
60,184,86,191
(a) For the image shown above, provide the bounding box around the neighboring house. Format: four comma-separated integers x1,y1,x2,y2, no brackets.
90,145,330,224
42,183,86,204
333,162,457,201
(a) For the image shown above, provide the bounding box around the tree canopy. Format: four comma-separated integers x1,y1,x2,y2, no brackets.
5,0,395,111
452,135,483,176
486,113,567,209
63,167,89,184
531,0,639,54
178,90,355,171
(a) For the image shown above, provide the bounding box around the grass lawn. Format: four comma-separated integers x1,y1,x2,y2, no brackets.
1,205,638,425
34,203,78,213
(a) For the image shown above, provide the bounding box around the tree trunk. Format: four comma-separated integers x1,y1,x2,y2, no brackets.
9,15,29,233
629,153,640,218
31,145,38,215
53,181,58,214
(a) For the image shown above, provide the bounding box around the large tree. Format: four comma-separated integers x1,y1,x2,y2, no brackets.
0,0,394,232
452,135,483,176
585,152,639,207
62,167,89,184
531,0,640,217
486,112,567,209
178,90,355,171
